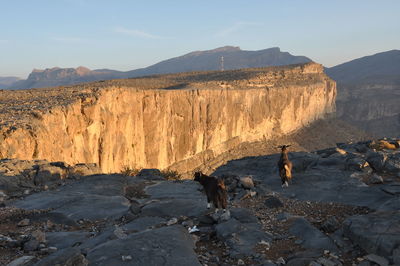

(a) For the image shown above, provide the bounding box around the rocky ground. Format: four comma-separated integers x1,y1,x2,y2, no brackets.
1,139,400,265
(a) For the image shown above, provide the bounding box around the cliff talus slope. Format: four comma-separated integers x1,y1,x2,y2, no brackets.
0,63,336,173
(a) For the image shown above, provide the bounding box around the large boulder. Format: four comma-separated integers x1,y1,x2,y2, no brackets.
68,163,101,178
366,151,387,172
289,217,338,253
34,164,68,186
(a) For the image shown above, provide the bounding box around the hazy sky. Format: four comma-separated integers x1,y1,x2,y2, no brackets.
1,0,399,78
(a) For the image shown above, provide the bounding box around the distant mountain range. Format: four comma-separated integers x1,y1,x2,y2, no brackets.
0,76,21,89
2,46,312,90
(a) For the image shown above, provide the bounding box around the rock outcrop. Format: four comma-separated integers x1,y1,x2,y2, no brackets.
0,63,336,174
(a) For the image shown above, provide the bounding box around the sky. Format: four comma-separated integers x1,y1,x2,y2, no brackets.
1,0,399,78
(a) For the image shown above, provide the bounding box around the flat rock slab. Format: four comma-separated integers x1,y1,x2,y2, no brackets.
141,198,207,218
46,231,92,250
12,192,130,221
122,216,166,232
343,211,400,257
380,185,400,195
215,218,272,258
86,225,201,266
34,247,88,266
289,217,338,253
10,175,131,221
144,181,204,200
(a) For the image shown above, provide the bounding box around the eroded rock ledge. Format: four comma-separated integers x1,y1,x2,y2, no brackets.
0,63,336,173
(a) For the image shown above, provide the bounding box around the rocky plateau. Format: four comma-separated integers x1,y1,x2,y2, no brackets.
0,138,399,265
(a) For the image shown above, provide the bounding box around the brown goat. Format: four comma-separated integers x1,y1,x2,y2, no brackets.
277,145,293,187
194,172,228,211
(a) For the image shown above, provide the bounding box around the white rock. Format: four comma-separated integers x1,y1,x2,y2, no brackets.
167,217,178,226
113,227,128,239
276,257,285,265
121,255,132,261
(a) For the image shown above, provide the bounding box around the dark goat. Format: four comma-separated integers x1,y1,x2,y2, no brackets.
277,145,293,187
194,172,228,211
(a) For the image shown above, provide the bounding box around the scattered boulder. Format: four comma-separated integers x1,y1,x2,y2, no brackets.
346,157,369,171
68,163,101,178
129,201,142,215
31,230,46,243
34,164,67,187
383,153,400,173
23,239,40,252
321,216,340,233
366,151,387,172
137,169,164,180
211,210,231,223
239,176,254,189
17,219,30,227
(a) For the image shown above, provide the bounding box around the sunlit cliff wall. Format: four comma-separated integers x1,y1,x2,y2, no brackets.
0,63,336,174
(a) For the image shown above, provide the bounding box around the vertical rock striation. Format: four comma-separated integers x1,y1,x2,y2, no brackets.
0,63,336,174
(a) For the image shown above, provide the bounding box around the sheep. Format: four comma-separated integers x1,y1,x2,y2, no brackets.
194,172,228,212
277,145,293,187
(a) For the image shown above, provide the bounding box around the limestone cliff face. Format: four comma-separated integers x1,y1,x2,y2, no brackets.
0,63,336,173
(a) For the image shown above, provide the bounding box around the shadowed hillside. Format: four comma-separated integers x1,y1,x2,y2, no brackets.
326,50,400,138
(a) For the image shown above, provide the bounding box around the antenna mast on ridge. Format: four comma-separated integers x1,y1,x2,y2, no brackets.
220,56,224,71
